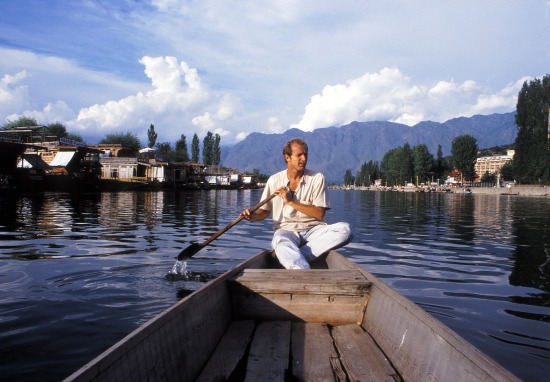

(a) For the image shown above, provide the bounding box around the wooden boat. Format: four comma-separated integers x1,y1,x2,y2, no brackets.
63,250,518,382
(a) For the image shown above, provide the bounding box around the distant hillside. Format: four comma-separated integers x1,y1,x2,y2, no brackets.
221,112,517,183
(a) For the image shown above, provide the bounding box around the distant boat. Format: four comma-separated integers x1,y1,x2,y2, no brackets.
63,250,518,382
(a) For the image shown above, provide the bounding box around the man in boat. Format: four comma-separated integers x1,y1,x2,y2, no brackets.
241,138,353,269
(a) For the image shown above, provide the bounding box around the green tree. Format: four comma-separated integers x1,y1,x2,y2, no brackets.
480,171,496,183
380,147,403,186
45,122,68,139
252,168,269,183
435,144,446,182
66,132,84,143
371,161,380,184
355,162,368,187
212,133,221,165
155,142,175,162
500,161,514,181
45,122,84,143
1,116,39,129
400,143,414,184
354,160,379,187
147,124,158,148
1,117,84,144
513,75,550,184
202,131,214,165
343,169,354,186
191,133,200,163
412,144,434,184
100,132,141,153
175,134,190,162
451,134,478,182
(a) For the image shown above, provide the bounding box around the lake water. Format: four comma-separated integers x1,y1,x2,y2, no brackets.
0,189,548,381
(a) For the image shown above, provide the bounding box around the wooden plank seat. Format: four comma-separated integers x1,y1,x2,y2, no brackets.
229,269,372,325
196,321,400,382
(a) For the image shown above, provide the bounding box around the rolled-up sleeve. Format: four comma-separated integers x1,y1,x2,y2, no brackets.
311,172,330,209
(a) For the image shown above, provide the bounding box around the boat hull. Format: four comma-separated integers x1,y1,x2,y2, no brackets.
63,250,518,382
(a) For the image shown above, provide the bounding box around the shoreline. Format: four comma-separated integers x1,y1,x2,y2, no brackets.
458,185,549,197
336,185,550,197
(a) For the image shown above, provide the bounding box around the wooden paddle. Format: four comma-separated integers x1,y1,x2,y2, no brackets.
176,192,277,260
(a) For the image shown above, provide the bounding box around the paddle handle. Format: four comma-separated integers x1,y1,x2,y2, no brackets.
198,192,277,248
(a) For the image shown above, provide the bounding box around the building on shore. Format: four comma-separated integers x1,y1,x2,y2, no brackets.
1,129,102,192
474,150,514,182
1,131,259,192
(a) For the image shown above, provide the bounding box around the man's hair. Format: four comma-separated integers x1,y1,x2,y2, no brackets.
283,138,308,158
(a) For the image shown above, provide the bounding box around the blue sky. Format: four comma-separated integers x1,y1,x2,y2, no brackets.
1,0,548,145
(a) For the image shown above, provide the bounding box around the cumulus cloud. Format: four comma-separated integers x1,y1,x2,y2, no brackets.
6,101,76,125
70,56,244,144
0,69,75,124
0,71,30,121
470,77,531,115
192,94,239,138
0,47,147,127
3,54,525,146
1,1,545,147
74,56,209,130
1,49,265,145
292,68,523,131
1,69,78,125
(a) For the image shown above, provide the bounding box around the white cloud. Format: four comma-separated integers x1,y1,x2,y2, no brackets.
8,101,76,125
72,56,234,141
1,51,526,146
267,117,285,134
0,48,143,102
191,93,239,135
470,77,531,115
0,68,75,124
1,49,281,144
292,68,524,131
235,131,250,142
191,112,215,131
0,47,146,128
2,1,545,145
0,71,30,120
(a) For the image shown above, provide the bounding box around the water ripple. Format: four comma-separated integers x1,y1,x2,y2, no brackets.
0,190,549,381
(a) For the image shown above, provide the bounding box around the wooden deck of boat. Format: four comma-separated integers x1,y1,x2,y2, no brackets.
196,268,401,382
196,320,400,382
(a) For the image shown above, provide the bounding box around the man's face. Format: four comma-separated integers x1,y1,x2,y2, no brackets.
285,143,308,171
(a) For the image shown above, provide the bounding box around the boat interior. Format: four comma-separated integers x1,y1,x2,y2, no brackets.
197,259,398,381
63,250,518,382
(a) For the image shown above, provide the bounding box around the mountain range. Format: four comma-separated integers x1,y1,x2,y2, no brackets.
221,112,517,183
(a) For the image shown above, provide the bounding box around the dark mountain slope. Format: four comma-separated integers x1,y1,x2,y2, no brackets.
221,112,516,183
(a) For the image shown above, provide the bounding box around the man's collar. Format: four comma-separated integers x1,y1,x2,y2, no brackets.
285,172,306,186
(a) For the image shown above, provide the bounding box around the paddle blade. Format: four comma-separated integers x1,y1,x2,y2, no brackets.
176,242,203,260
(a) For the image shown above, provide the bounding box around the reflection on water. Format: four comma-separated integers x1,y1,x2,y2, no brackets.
337,191,550,381
0,190,549,381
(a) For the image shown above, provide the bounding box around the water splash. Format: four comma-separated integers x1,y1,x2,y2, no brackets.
169,259,188,277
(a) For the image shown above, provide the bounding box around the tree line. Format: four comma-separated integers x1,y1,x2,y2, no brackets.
145,124,222,165
344,74,550,186
0,118,222,166
344,141,455,187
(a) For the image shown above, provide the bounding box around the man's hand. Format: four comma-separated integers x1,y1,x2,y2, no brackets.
240,208,253,221
277,186,326,220
241,208,269,222
276,186,292,204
